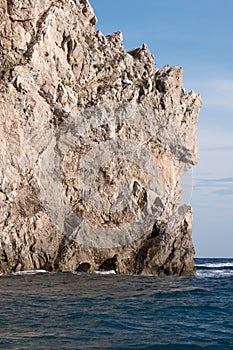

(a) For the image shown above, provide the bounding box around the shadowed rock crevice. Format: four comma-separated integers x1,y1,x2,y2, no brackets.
99,255,118,272
76,262,92,272
23,5,53,63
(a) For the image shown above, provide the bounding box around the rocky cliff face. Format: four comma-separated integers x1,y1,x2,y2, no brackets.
0,0,201,275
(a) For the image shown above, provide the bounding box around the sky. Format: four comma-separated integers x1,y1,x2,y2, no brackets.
90,0,233,257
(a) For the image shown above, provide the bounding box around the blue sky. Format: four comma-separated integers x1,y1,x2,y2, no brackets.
90,0,233,257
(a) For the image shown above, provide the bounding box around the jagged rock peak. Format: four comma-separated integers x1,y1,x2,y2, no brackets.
0,0,201,275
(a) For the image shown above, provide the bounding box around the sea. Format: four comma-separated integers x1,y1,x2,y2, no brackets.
0,258,233,350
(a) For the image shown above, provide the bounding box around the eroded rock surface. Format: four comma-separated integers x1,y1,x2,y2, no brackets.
0,0,201,275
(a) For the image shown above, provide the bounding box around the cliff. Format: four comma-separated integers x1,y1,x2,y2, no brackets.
0,0,201,275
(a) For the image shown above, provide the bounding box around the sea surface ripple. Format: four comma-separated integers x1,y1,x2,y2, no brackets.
0,258,233,349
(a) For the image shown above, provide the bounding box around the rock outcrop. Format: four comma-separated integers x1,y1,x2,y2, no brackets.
0,0,201,275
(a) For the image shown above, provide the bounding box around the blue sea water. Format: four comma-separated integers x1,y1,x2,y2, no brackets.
0,258,233,349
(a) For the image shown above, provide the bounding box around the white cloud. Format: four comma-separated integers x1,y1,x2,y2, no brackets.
194,177,233,196
192,126,233,195
197,126,233,149
185,78,233,109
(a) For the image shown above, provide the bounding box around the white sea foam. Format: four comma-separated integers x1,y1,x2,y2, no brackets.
196,262,233,268
196,269,233,278
94,270,116,275
13,270,47,276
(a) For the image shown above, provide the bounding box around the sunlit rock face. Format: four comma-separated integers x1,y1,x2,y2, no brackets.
0,0,201,275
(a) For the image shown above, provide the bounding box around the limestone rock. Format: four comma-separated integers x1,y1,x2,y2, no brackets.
0,0,201,275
